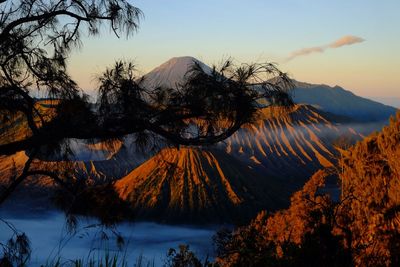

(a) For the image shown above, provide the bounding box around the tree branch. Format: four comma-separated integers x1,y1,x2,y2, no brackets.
0,155,73,206
0,151,35,205
0,9,111,42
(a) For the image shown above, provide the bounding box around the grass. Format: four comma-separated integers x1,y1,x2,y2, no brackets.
42,252,155,267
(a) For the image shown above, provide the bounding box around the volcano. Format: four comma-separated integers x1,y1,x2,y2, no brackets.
114,104,362,223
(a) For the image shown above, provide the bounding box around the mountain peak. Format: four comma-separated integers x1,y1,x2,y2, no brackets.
162,56,200,65
142,56,212,88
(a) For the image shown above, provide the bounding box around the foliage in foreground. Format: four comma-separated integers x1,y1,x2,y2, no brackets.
214,112,400,267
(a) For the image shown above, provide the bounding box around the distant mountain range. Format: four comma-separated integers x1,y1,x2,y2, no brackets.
292,81,397,122
1,56,397,222
143,56,397,122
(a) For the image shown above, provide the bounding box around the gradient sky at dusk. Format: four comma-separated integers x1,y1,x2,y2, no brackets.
67,0,400,98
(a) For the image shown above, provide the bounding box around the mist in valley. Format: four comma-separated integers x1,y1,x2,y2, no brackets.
0,208,218,267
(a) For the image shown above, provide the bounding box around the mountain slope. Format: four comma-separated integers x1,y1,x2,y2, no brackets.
114,147,288,223
113,104,362,223
142,56,212,89
222,105,354,183
292,81,397,122
0,101,151,188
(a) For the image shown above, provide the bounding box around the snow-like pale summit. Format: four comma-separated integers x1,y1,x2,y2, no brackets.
142,56,212,89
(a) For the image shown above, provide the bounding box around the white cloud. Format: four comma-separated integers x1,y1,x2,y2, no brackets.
286,35,365,62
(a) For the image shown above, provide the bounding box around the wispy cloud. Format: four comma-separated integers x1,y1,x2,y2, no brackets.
329,35,365,48
286,35,365,62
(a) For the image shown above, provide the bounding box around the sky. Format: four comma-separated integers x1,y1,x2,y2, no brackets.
67,0,400,98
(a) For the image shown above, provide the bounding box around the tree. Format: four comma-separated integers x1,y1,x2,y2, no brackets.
214,111,400,267
214,170,352,267
0,1,293,203
165,245,211,267
0,0,142,154
337,112,400,266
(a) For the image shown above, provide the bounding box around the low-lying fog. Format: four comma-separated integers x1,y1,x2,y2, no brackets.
0,210,218,266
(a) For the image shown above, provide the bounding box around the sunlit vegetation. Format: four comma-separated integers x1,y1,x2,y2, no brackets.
212,112,400,267
337,112,400,266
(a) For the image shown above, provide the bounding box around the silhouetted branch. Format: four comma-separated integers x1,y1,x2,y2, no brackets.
0,150,35,205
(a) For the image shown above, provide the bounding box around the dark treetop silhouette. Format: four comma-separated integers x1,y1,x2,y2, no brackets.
0,0,293,203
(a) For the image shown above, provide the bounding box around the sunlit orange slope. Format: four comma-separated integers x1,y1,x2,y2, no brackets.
222,104,362,183
114,104,362,223
115,147,288,223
